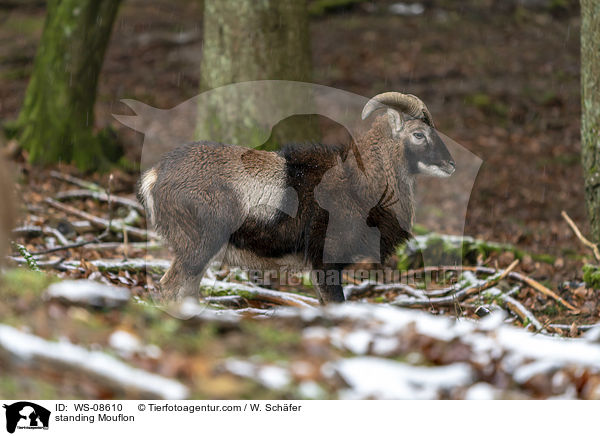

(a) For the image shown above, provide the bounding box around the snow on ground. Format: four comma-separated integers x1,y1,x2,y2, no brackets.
45,280,130,308
0,324,187,399
223,303,600,399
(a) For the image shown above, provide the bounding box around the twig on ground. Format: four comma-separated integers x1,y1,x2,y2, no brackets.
43,226,70,246
393,260,519,308
45,197,157,241
344,281,426,300
548,323,600,333
11,225,45,236
12,225,69,246
514,271,579,312
406,264,578,312
484,288,544,331
200,278,319,308
31,180,117,255
8,257,171,273
234,307,274,317
561,210,600,263
203,295,246,307
49,170,104,192
76,241,162,251
55,189,144,213
29,238,104,255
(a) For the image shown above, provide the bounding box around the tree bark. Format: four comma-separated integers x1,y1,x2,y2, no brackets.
16,0,121,170
199,0,318,149
581,0,600,241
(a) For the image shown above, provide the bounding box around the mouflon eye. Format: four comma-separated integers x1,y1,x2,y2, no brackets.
413,132,425,140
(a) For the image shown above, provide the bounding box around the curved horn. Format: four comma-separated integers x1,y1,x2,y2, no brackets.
361,92,434,127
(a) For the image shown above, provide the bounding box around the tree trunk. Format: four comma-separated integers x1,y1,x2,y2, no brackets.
17,0,121,170
581,0,600,241
200,0,318,149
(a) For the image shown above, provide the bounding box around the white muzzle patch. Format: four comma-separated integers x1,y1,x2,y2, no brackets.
417,162,454,178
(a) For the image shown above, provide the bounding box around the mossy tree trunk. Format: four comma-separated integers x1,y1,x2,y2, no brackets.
200,0,318,149
581,0,600,241
17,0,121,171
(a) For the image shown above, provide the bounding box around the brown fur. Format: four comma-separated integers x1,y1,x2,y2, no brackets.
140,104,454,304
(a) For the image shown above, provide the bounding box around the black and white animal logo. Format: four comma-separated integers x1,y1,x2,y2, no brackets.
3,402,50,434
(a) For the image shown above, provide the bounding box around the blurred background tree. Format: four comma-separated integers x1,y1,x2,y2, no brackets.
15,0,122,171
581,0,600,242
199,0,319,149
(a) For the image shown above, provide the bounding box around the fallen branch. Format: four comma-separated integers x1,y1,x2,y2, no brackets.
12,225,70,246
175,300,276,323
234,307,274,317
7,256,317,308
203,295,246,307
29,237,106,256
43,226,70,246
78,241,162,251
8,257,171,273
561,210,600,263
45,197,157,241
484,288,543,332
548,323,600,333
344,281,426,300
514,271,579,312
200,278,319,308
50,170,104,192
71,220,94,233
393,260,519,308
406,264,578,312
55,189,144,213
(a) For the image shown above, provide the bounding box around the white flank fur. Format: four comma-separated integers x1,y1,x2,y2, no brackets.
140,168,158,225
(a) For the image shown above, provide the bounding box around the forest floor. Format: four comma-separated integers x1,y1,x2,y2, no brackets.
2,0,600,400
0,0,588,278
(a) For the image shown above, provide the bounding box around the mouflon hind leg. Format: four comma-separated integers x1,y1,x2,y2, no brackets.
159,258,205,301
155,196,239,301
158,224,232,301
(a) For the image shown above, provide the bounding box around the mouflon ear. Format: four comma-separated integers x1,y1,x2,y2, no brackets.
386,108,404,139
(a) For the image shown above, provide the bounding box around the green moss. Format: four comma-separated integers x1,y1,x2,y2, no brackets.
201,287,233,297
242,323,301,347
412,223,430,236
0,269,58,298
583,264,600,289
396,233,555,272
308,0,367,16
0,373,62,399
541,304,559,316
396,248,414,271
532,253,556,264
124,302,220,353
238,323,302,361
16,0,122,171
